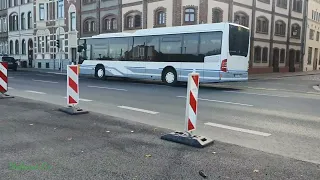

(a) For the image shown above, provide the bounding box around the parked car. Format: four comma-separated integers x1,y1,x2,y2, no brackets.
0,56,18,71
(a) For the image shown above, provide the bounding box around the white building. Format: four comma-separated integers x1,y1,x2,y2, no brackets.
33,0,78,68
8,0,34,66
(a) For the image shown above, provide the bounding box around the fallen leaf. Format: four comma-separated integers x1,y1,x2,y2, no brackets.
106,131,110,133
199,170,207,178
253,169,259,173
212,152,216,154
145,154,151,158
131,131,134,133
29,124,33,126
67,137,72,141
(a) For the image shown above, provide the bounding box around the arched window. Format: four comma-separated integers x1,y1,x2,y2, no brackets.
184,8,195,22
9,40,13,54
21,39,26,55
234,11,249,27
275,20,286,36
9,13,19,31
14,0,18,6
254,46,262,63
293,0,302,13
291,23,301,39
157,11,165,25
90,21,95,32
27,12,32,29
102,15,117,31
21,13,25,30
83,18,96,33
21,0,24,5
212,8,223,23
256,16,269,34
277,0,287,9
15,40,19,54
124,11,142,29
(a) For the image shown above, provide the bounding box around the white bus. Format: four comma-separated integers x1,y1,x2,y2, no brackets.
79,22,250,85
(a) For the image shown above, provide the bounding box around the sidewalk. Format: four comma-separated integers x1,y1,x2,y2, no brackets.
1,97,319,180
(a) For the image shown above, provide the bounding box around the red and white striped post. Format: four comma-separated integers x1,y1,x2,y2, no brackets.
67,65,79,106
185,71,200,133
59,64,88,115
0,62,8,94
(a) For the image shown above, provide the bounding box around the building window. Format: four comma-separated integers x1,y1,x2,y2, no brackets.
21,39,26,55
156,11,165,25
104,19,110,30
184,8,196,23
275,20,286,36
254,46,262,63
9,40,13,54
234,11,249,27
256,16,269,34
111,18,117,30
21,0,24,5
102,15,117,31
27,12,32,29
39,4,45,21
124,11,142,29
14,0,18,6
70,12,76,31
9,13,19,31
310,29,315,40
277,0,287,9
262,47,268,63
153,7,167,27
212,8,223,23
291,24,301,39
57,0,64,19
280,49,285,63
21,13,25,30
293,0,302,13
83,18,96,33
15,40,19,55
295,50,300,63
3,17,6,32
308,47,312,64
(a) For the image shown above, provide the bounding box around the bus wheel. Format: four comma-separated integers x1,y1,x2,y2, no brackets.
162,68,177,85
95,65,105,79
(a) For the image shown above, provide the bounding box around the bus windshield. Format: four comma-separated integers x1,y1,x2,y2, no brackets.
229,24,250,57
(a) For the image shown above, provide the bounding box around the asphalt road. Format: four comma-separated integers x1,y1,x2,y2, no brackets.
5,70,320,166
1,97,320,179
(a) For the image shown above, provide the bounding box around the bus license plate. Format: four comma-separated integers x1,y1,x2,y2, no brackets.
234,74,241,78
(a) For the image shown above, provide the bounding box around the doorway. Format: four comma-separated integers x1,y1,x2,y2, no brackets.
28,39,33,67
289,49,295,72
273,48,279,72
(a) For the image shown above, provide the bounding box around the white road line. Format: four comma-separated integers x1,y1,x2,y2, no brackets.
88,85,128,91
25,90,46,95
63,97,93,102
204,122,271,137
32,79,59,84
46,72,66,75
8,87,14,89
223,91,290,98
36,74,54,77
176,96,253,107
8,77,14,79
117,106,159,115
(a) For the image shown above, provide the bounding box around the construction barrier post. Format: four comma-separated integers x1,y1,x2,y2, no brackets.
0,62,14,99
58,65,88,115
161,72,214,148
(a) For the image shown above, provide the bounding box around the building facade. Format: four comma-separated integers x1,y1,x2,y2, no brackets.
0,0,8,54
77,0,305,74
304,0,320,71
8,0,34,66
33,0,78,64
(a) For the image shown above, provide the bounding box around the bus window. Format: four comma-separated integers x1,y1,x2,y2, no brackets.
199,32,222,57
146,36,160,61
109,37,129,61
182,33,200,62
229,24,250,57
159,34,182,62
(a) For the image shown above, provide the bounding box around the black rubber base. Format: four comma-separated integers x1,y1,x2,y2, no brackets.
161,131,214,148
0,93,14,99
58,106,89,115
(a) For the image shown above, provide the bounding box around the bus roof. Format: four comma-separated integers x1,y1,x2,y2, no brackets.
83,22,248,40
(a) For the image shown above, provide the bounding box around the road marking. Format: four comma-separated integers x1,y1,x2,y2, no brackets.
8,87,13,90
25,90,46,95
88,85,128,91
204,122,271,137
176,96,253,107
32,79,59,84
8,77,14,79
117,106,159,115
47,72,67,75
36,74,54,77
223,91,290,98
63,97,93,102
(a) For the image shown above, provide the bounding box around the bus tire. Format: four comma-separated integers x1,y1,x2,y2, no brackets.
95,65,105,79
162,67,177,86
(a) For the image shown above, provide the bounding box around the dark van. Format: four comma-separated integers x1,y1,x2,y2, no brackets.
1,56,18,71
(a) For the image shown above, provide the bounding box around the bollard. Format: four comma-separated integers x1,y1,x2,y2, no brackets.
161,72,214,148
59,65,88,115
0,62,14,99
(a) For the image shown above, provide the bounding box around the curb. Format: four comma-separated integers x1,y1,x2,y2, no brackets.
249,72,320,80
